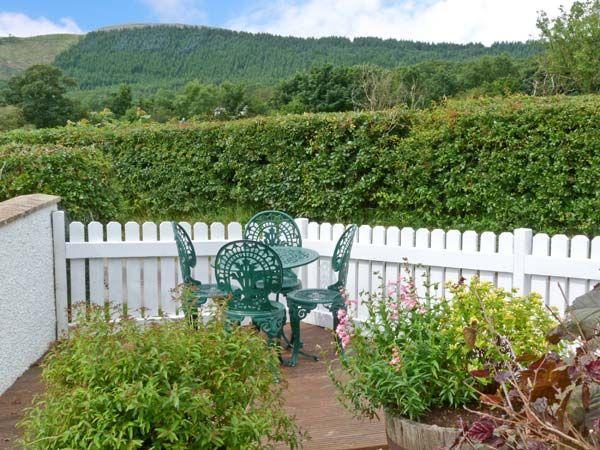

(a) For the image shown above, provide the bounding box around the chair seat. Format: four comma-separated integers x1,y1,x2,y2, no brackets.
286,288,342,306
226,300,286,321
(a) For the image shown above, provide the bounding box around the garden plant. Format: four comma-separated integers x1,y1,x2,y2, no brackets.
329,272,559,446
18,300,304,449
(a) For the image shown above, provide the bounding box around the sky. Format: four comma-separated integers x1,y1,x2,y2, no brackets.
0,0,575,45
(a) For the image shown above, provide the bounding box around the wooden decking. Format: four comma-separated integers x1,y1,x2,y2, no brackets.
279,324,387,450
0,324,386,450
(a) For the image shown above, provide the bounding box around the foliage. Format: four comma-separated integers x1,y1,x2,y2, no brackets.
2,64,78,128
329,275,557,421
274,65,357,113
52,25,542,89
537,0,600,94
443,279,558,371
1,95,599,234
0,144,123,222
0,105,26,131
19,303,303,450
107,84,133,116
449,286,600,449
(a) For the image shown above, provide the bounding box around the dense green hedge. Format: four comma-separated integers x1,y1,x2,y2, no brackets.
0,144,122,222
1,95,599,234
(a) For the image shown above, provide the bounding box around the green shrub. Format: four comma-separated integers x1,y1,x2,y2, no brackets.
1,95,599,234
329,275,557,421
442,278,558,369
0,144,123,222
19,305,303,449
0,105,26,131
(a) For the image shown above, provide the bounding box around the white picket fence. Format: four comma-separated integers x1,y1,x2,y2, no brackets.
52,211,600,334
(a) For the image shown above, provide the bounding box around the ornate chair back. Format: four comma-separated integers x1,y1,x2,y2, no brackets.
172,222,196,284
328,224,358,291
244,210,302,247
214,240,283,312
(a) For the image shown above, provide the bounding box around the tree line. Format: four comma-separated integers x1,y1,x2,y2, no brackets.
0,0,597,130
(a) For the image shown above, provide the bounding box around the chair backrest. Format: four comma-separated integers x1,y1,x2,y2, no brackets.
172,222,196,284
243,210,302,247
214,240,283,312
329,224,358,290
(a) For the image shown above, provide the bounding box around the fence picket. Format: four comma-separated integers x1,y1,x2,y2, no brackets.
106,222,123,316
549,235,569,311
461,230,478,284
193,222,210,284
159,222,176,316
69,222,86,305
384,226,400,297
479,232,496,284
371,226,386,292
400,227,415,281
569,235,590,300
125,222,142,317
142,222,159,317
589,237,600,291
319,223,333,289
87,222,105,306
357,225,372,320
530,234,550,302
415,228,430,297
306,222,320,293
497,232,513,291
429,229,445,297
444,230,461,298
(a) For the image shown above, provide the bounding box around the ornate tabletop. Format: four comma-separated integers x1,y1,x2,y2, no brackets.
270,246,319,269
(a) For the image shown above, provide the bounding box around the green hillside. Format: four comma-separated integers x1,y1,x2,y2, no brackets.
54,25,542,89
0,34,81,80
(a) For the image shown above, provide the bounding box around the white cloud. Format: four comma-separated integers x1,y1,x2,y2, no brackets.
228,0,576,45
0,12,83,37
140,0,206,23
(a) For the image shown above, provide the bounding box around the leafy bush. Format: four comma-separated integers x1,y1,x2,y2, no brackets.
450,285,600,449
0,144,123,222
329,275,557,421
1,95,599,234
443,278,558,370
19,304,303,449
0,105,26,131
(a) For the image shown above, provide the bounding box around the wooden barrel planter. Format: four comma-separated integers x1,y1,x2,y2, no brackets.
385,413,473,450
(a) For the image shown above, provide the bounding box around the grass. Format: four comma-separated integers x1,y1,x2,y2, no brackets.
0,34,81,80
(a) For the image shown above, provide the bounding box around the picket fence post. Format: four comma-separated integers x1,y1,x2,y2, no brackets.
512,228,533,295
51,211,69,337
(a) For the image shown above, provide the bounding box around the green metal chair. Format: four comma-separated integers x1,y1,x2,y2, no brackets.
214,240,286,342
172,222,227,319
285,224,358,366
243,210,302,294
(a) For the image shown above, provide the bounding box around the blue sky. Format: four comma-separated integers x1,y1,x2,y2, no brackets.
0,0,574,45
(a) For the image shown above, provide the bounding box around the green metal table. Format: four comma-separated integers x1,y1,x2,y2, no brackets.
269,246,319,269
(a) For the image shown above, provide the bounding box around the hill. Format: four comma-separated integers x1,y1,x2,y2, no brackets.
54,25,542,89
0,34,81,80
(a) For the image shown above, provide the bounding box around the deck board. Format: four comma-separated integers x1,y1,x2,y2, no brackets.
278,323,387,450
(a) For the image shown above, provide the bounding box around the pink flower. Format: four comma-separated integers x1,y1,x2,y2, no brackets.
389,346,402,368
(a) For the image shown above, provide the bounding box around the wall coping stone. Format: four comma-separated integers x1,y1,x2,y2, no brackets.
0,194,61,227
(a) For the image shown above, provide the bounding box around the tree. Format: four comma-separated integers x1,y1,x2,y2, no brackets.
536,0,600,93
274,65,356,113
3,64,77,128
0,105,26,131
107,84,132,116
